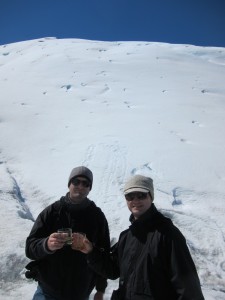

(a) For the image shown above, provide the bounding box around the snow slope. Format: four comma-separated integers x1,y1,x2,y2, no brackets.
0,38,225,299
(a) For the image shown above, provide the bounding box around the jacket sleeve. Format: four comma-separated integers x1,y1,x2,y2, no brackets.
92,209,111,252
25,206,55,260
95,275,108,293
166,227,205,300
87,242,120,280
92,210,111,291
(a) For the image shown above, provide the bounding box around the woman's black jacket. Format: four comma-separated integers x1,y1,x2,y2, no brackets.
25,195,110,300
87,204,205,300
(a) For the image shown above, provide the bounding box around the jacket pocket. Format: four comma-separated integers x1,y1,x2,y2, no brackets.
25,260,40,280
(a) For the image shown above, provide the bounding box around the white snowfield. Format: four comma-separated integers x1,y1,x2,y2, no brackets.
0,38,225,299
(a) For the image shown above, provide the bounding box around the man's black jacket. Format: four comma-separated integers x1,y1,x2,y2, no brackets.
87,204,205,300
25,195,110,300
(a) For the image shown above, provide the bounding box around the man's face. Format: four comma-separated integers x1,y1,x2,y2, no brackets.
69,176,91,203
125,192,152,219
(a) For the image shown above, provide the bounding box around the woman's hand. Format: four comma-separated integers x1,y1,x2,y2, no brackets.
93,291,104,300
71,233,93,253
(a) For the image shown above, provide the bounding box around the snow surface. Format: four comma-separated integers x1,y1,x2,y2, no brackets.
0,37,225,299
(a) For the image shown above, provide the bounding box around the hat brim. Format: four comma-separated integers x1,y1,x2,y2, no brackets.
124,187,149,195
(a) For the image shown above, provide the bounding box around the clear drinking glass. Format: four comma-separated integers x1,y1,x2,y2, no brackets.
57,228,73,245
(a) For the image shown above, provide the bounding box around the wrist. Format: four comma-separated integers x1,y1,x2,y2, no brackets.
44,238,56,253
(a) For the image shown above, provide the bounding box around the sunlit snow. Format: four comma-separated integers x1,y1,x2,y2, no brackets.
0,38,225,299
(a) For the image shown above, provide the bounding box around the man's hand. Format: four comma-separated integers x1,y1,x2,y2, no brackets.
47,232,68,251
93,291,104,300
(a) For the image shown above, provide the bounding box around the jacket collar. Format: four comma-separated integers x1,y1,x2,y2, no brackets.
129,203,158,225
64,192,92,211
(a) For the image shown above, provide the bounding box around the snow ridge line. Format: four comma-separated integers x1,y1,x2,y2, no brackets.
0,162,35,222
10,174,35,222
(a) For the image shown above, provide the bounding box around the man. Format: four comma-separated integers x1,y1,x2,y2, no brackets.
76,174,205,300
25,166,110,300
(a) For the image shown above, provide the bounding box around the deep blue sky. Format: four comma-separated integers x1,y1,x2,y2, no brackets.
1,0,225,47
